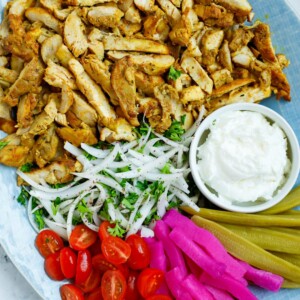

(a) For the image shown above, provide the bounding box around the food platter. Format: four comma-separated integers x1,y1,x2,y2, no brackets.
0,0,300,299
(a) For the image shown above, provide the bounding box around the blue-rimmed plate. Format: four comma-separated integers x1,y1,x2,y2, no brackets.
0,0,300,299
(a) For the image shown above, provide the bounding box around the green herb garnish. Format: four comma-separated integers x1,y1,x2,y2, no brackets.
51,197,62,216
164,118,186,141
107,221,126,238
0,141,8,150
168,66,182,80
20,162,36,173
17,187,30,206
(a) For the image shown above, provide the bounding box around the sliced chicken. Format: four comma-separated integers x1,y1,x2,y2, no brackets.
180,86,205,105
125,5,141,23
55,44,74,68
135,71,165,96
0,98,16,134
143,13,170,42
133,0,155,12
211,68,233,89
59,85,74,114
214,0,252,17
181,56,213,94
64,11,88,57
44,61,77,90
218,40,233,72
63,0,116,6
111,56,139,126
156,0,181,26
17,93,38,128
102,36,170,54
3,57,44,107
86,5,124,28
229,28,254,52
232,45,256,68
0,67,18,86
81,54,119,106
41,34,63,65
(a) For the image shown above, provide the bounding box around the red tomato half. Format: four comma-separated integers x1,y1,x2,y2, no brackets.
124,271,139,300
98,221,115,241
44,251,65,281
77,268,101,293
101,270,127,300
92,254,117,273
86,287,103,300
146,296,173,300
89,238,102,256
35,229,64,258
60,284,84,300
137,268,164,298
70,224,98,251
101,236,131,265
75,250,92,285
126,234,150,270
60,247,77,279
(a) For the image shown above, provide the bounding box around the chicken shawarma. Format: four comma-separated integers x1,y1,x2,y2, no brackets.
0,0,292,185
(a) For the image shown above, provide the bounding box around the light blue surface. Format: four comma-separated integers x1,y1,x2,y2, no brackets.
0,0,300,299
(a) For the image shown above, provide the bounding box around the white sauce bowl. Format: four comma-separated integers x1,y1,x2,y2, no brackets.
189,103,300,213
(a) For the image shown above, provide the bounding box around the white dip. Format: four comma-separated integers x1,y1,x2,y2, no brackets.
197,111,291,203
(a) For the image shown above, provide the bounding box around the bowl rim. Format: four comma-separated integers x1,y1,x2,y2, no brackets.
189,103,300,213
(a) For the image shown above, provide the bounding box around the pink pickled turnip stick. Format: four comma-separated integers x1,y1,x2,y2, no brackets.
239,261,283,292
205,285,234,300
163,209,246,280
200,272,258,300
181,274,214,300
169,227,226,278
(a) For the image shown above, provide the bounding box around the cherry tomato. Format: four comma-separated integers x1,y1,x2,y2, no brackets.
70,224,98,251
60,284,84,300
92,254,118,273
44,251,65,281
75,249,92,285
77,268,101,293
86,287,103,300
137,268,164,298
89,238,102,256
117,263,129,280
124,271,139,300
60,247,77,279
35,229,64,258
101,236,131,265
146,296,173,300
126,234,150,270
98,221,115,241
101,270,127,300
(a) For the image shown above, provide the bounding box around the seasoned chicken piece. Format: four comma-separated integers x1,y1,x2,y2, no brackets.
23,158,82,184
211,78,255,97
100,118,136,143
55,44,74,68
111,56,139,126
107,51,174,75
0,97,16,134
143,13,170,42
56,125,97,147
9,0,34,16
55,113,68,127
0,67,18,85
81,54,119,106
171,73,192,92
102,36,170,54
229,28,254,51
214,0,252,17
125,5,141,23
41,34,63,65
25,7,63,34
34,124,60,168
0,56,8,67
270,68,291,101
59,85,74,114
68,58,117,127
29,97,57,135
71,91,98,127
232,46,255,68
66,110,82,128
138,97,161,117
119,20,142,37
253,22,277,63
86,5,124,28
40,0,61,13
88,41,104,60
156,0,181,26
181,56,213,94
276,54,290,70
17,93,38,128
200,29,224,66
134,0,154,12
44,61,77,90
3,57,44,107
211,68,233,88
10,56,24,73
180,86,205,105
64,11,88,57
218,40,232,72
118,0,133,12
208,84,271,112
153,84,179,132
135,71,164,96
40,0,73,20
63,0,116,6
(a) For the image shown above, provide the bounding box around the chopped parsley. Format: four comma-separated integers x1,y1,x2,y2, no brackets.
20,162,36,173
83,151,97,161
121,193,139,211
0,141,8,150
136,180,148,191
117,165,131,173
17,187,30,206
49,182,69,189
78,200,93,222
51,197,62,216
107,221,126,238
161,163,171,174
149,181,165,201
168,66,182,81
164,118,186,141
32,198,47,230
